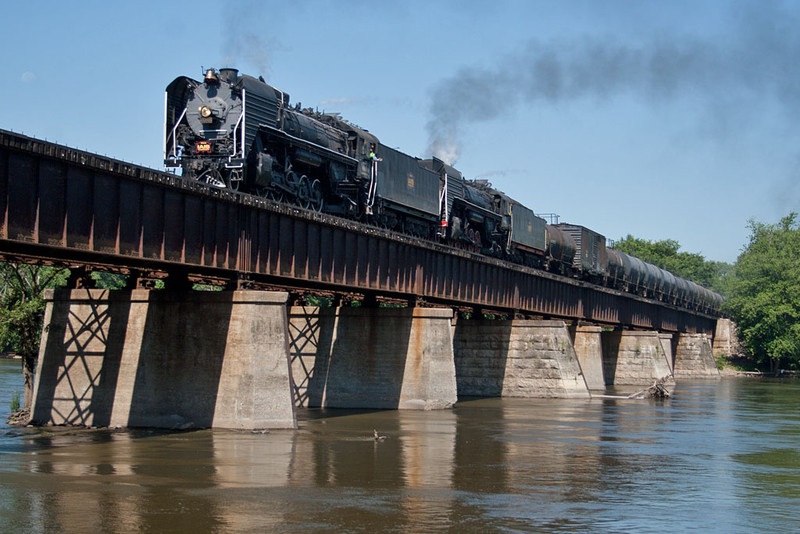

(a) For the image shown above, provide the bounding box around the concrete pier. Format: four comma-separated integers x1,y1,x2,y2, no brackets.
453,319,590,398
673,333,720,379
30,289,297,430
288,306,457,410
571,325,605,391
28,286,727,430
712,318,739,358
601,330,673,387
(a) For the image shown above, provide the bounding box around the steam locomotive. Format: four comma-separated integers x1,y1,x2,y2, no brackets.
164,68,722,313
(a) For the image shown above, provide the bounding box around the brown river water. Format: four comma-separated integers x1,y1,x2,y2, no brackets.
1,358,799,533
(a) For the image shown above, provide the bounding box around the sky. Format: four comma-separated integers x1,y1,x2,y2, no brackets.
5,0,799,264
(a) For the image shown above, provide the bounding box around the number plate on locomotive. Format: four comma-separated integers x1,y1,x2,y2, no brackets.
196,141,212,153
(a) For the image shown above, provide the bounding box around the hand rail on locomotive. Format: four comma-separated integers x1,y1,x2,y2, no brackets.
437,172,449,237
241,89,246,158
505,204,514,254
366,162,377,211
256,123,359,165
164,106,187,168
226,107,245,169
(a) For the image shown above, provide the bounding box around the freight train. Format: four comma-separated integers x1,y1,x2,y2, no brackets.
164,68,722,313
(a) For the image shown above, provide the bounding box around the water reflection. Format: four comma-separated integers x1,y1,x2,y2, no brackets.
2,366,800,533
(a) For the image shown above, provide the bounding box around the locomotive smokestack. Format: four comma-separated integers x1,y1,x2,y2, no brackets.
219,68,239,84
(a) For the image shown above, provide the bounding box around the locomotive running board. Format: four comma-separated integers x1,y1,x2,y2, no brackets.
256,123,359,167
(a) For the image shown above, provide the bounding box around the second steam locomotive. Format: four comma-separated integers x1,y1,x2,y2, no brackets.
164,68,722,313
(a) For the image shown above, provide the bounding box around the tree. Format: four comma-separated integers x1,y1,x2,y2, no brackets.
92,271,128,290
612,235,731,292
0,263,69,412
723,213,800,373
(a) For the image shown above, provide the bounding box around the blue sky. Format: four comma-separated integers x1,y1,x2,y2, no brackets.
5,0,799,263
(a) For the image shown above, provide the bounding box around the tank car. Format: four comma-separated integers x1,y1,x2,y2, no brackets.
555,224,723,313
545,225,578,275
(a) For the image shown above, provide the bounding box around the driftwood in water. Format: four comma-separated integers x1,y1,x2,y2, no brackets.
6,408,30,426
628,377,671,399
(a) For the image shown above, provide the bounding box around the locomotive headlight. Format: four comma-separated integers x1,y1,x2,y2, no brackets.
199,105,213,118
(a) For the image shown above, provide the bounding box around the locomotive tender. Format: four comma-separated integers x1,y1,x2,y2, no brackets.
164,68,722,313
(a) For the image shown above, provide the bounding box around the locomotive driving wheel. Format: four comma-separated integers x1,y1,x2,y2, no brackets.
226,169,242,191
284,170,299,202
309,179,324,212
297,175,311,209
467,228,476,252
255,186,272,201
264,172,285,202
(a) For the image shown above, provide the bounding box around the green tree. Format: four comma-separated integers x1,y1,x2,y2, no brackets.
723,213,800,373
613,235,730,292
92,271,128,290
0,263,69,412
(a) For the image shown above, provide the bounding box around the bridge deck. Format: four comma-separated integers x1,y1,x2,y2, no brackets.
0,129,718,334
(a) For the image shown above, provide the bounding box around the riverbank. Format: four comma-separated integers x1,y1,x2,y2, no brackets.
720,367,798,378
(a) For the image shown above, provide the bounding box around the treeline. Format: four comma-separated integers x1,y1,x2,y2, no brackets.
614,213,800,372
722,214,800,373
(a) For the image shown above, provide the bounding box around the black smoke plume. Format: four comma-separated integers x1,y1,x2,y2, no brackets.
426,3,800,165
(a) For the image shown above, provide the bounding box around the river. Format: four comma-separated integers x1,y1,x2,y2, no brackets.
1,358,798,533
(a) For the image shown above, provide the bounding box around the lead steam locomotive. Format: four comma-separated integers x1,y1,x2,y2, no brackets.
164,68,722,313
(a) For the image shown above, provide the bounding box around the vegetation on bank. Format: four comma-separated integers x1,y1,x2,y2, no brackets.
0,266,129,413
722,213,800,374
0,264,69,413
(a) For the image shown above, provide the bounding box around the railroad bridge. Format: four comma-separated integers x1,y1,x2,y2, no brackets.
1,130,726,430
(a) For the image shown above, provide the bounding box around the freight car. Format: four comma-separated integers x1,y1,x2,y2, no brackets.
163,68,722,313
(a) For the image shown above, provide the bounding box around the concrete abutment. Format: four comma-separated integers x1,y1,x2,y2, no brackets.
30,293,459,430
712,318,740,359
